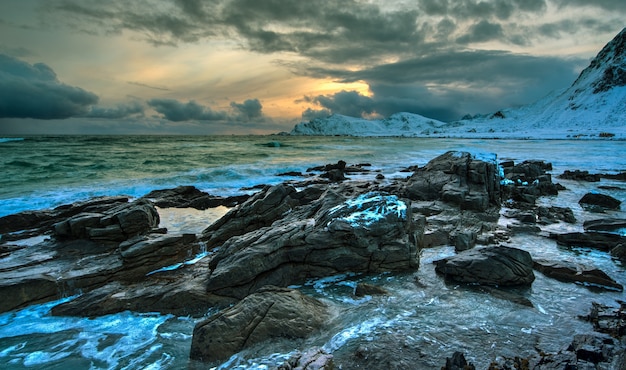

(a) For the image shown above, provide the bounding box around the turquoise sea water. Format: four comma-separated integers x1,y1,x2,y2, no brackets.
0,135,625,369
2,135,625,217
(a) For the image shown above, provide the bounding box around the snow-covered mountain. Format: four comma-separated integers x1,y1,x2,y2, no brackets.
290,112,446,137
290,27,626,139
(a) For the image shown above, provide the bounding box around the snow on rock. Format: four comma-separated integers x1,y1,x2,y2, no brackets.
290,28,626,140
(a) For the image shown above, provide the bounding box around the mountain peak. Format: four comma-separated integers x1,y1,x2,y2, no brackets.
572,27,626,94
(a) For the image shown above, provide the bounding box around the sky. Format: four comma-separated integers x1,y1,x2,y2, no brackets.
0,0,624,135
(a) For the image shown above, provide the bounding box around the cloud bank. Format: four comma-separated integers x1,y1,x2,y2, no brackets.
24,0,626,123
0,53,98,119
148,98,265,123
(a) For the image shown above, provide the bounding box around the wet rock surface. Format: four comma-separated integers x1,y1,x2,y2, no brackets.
434,246,535,286
142,185,250,209
1,150,625,368
204,187,421,299
402,151,501,211
533,258,623,291
190,286,329,364
579,192,622,211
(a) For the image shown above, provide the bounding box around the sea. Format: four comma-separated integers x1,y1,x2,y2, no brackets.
0,135,625,369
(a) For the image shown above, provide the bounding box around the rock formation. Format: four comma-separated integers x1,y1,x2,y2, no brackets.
204,187,422,299
190,286,329,364
434,246,535,286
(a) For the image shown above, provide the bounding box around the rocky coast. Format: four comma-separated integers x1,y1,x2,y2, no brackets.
1,150,625,369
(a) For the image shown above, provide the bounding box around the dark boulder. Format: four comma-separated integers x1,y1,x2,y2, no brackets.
579,192,621,211
142,185,249,209
354,283,389,297
434,246,535,286
403,151,501,211
549,232,626,251
558,170,601,182
0,196,129,236
205,190,421,299
190,286,329,364
533,258,622,291
53,199,159,242
443,352,476,370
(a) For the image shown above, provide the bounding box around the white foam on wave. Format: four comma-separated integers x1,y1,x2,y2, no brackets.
0,296,173,369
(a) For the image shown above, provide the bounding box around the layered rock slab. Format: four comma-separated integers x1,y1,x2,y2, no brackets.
204,186,422,299
190,286,329,364
434,246,535,286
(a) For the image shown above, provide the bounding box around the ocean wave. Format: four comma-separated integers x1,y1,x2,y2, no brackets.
0,137,24,143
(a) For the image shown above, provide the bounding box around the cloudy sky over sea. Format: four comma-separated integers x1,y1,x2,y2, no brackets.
0,0,624,134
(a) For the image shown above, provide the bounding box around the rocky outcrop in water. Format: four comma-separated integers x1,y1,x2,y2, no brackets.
204,187,422,299
434,246,535,286
190,286,329,364
0,198,202,314
402,151,501,211
579,192,622,211
142,185,250,209
533,258,623,292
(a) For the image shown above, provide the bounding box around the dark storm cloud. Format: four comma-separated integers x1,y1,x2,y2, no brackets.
301,91,375,118
301,50,585,121
85,101,144,119
148,98,265,123
43,0,624,122
230,98,262,120
147,99,229,122
456,20,504,44
46,0,219,46
0,53,98,119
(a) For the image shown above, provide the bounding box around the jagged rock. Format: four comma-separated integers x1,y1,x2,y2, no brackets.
354,283,389,297
550,232,626,251
279,348,334,370
558,170,601,182
307,160,347,172
537,206,576,224
434,246,535,286
200,184,324,249
500,160,560,204
53,199,159,242
533,258,623,291
205,190,422,299
581,301,626,338
453,230,477,252
568,333,617,364
339,332,429,369
190,286,329,364
443,351,476,370
0,196,129,236
579,192,621,211
403,151,501,211
142,185,249,209
321,168,347,182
